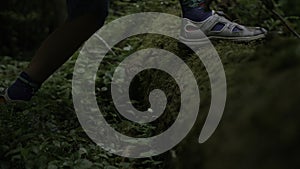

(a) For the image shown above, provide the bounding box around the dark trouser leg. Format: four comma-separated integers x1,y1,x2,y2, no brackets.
179,0,212,22
25,0,109,84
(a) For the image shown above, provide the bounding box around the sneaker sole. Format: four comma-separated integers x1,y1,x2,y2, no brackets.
209,34,266,41
179,34,266,46
0,89,26,104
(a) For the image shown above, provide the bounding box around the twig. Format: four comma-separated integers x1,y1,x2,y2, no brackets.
261,0,300,39
271,9,300,39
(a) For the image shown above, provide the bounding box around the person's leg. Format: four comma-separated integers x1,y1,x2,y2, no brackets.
180,0,213,22
25,13,105,84
27,0,109,84
1,0,109,102
179,0,234,31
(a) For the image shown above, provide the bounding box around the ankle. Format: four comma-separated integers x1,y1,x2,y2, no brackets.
183,7,212,22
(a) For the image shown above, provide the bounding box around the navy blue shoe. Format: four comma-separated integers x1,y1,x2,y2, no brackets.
0,72,40,104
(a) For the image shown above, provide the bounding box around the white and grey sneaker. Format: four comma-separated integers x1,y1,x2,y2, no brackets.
180,10,268,45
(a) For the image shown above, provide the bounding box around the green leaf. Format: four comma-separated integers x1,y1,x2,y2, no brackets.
47,164,58,169
74,159,93,169
104,166,119,169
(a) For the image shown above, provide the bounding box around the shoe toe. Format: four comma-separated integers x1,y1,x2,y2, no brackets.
0,89,7,104
0,96,6,104
252,27,268,36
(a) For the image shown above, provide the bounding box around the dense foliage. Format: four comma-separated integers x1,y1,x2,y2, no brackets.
1,0,299,58
0,0,66,58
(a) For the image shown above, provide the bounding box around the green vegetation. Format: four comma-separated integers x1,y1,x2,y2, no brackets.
1,0,299,169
